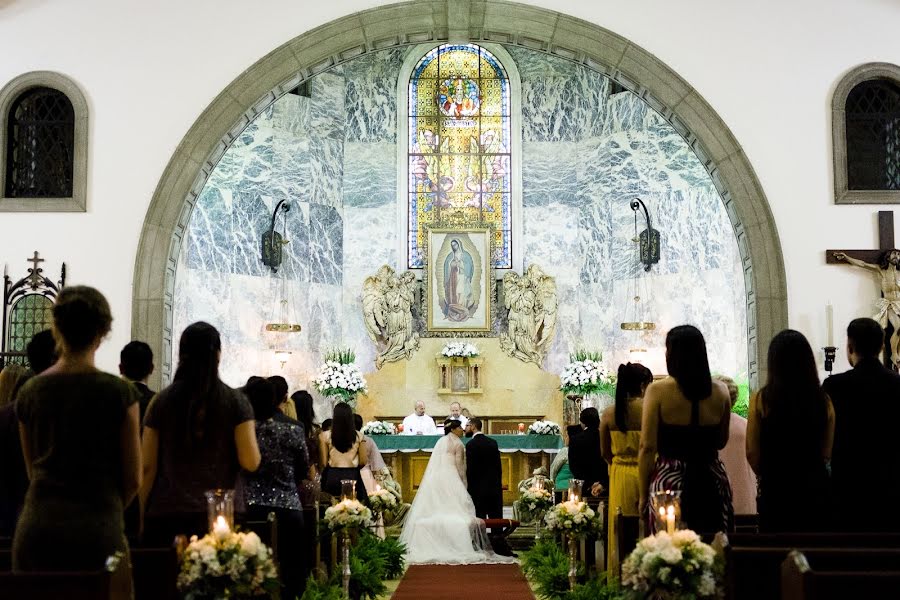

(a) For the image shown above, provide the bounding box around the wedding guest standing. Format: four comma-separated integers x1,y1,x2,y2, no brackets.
268,375,297,420
119,340,156,424
823,318,900,531
714,375,757,516
13,286,142,579
601,362,652,574
569,407,609,499
639,325,733,534
242,377,308,600
747,329,834,532
141,322,260,543
318,402,368,503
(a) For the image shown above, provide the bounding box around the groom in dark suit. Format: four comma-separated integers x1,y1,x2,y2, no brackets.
464,418,503,522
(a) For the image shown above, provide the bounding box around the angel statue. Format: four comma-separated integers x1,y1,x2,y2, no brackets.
363,265,420,369
499,264,558,365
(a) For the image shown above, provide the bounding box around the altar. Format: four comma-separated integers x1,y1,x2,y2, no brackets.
370,434,563,505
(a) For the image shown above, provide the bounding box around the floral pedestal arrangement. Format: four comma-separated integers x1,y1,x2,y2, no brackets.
314,349,367,409
560,351,615,424
361,421,396,436
324,498,374,597
544,497,603,590
177,528,279,599
620,530,723,599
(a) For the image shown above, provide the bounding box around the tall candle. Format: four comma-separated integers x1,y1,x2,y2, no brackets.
666,505,676,534
826,302,834,347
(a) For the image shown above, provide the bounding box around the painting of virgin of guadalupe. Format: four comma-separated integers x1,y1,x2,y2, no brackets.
426,229,492,333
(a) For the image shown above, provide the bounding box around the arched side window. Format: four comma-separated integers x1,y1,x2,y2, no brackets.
833,63,900,204
5,295,53,367
402,44,521,271
0,72,88,212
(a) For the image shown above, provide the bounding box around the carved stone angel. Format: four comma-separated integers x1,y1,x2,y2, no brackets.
362,265,420,368
499,264,558,365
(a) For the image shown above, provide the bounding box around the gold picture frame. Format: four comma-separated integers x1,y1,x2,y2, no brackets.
424,228,494,334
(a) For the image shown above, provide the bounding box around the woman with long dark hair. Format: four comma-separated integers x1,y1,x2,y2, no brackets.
747,329,834,532
140,322,260,543
601,362,652,574
13,286,141,582
292,390,320,479
638,325,734,534
318,402,368,504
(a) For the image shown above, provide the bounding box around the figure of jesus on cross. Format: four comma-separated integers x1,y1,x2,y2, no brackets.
829,211,900,368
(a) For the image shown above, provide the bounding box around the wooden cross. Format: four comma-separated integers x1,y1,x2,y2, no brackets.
825,211,895,264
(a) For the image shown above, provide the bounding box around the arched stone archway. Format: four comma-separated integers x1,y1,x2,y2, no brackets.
133,0,786,390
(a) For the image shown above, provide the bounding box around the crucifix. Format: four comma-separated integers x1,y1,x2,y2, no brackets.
826,210,898,369
25,251,45,289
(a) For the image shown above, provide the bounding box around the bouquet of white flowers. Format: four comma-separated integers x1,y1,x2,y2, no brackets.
361,420,396,435
313,349,367,406
559,350,615,396
177,529,279,599
324,498,374,532
528,420,561,435
543,498,603,537
367,487,398,514
441,341,480,357
621,529,723,599
519,487,553,515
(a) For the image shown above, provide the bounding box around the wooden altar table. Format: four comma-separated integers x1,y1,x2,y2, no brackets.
369,434,563,505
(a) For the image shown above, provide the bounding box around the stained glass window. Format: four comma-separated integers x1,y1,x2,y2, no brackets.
6,294,53,366
846,79,900,190
408,44,512,269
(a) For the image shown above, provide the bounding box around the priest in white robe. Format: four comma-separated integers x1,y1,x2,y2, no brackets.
402,401,438,435
446,401,468,428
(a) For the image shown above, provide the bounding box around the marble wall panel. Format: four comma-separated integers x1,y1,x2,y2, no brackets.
344,49,406,143
342,142,397,208
521,142,579,207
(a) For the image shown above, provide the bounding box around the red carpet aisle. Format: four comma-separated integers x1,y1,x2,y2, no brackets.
391,564,535,599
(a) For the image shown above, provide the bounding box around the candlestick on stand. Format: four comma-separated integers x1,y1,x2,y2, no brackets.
824,346,837,375
825,302,834,347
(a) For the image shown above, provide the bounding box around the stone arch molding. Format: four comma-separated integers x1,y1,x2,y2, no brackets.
134,0,786,391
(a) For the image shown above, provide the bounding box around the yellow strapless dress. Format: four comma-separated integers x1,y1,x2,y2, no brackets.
608,430,641,576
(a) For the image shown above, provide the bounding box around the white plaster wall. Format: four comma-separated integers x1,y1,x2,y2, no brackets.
0,0,895,375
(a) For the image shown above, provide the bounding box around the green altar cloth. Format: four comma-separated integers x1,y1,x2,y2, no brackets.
369,434,562,453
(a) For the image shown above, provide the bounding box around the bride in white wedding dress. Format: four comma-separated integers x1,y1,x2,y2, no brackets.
399,421,516,565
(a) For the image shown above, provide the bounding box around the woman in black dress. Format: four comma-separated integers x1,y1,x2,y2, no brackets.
638,325,734,534
318,402,368,504
14,286,142,578
747,329,834,532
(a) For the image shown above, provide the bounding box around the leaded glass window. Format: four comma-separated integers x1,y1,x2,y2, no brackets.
846,79,900,190
408,44,512,269
5,86,75,198
6,294,53,366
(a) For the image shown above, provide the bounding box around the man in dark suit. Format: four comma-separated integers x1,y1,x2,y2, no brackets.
464,418,503,521
568,407,609,499
823,317,900,531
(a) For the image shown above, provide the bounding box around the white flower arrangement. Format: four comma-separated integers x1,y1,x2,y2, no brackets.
559,350,615,396
518,486,554,522
367,487,398,514
361,420,396,436
313,356,367,405
177,530,279,598
543,498,603,537
620,529,724,599
323,498,374,532
528,420,561,435
441,341,480,357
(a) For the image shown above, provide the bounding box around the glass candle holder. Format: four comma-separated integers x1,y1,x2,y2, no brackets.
531,474,547,491
568,478,584,503
205,488,235,534
650,490,681,534
341,479,357,501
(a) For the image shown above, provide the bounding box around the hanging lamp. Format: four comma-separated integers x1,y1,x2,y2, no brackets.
620,199,659,358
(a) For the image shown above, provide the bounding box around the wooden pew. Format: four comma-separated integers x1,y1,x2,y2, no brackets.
725,537,900,600
132,546,179,600
781,550,900,599
0,552,132,599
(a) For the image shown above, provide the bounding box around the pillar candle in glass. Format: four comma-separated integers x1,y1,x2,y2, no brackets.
205,488,235,533
341,479,357,501
650,490,681,534
568,478,583,503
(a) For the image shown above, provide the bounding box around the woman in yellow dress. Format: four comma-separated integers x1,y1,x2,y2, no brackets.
600,362,653,576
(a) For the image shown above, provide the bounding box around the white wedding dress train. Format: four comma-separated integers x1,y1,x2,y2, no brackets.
399,433,516,565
